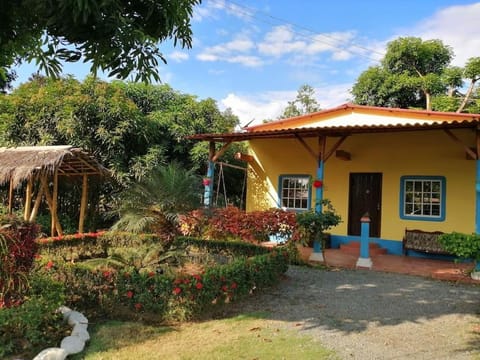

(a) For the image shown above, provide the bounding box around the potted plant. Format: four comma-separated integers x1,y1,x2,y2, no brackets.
295,199,341,256
438,232,480,279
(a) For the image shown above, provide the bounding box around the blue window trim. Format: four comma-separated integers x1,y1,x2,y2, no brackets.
278,174,312,212
399,175,446,222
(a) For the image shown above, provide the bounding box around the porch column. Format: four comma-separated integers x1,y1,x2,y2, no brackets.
203,141,215,207
310,136,326,262
476,160,480,234
356,214,373,269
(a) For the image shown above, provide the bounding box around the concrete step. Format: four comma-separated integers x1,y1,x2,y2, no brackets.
340,241,388,256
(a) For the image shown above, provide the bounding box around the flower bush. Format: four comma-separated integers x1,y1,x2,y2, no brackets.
295,199,342,247
33,233,290,323
179,207,297,243
0,214,39,307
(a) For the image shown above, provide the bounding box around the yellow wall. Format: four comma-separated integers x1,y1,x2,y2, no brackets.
246,129,476,241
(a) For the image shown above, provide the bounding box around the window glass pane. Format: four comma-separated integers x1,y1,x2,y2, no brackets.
280,176,309,210
401,177,444,219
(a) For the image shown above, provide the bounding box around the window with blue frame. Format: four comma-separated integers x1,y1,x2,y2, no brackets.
279,175,311,211
400,176,446,221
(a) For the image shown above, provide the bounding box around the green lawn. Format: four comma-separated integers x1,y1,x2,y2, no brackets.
73,313,337,359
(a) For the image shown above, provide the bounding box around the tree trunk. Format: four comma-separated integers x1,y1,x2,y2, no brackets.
425,92,432,111
457,79,477,113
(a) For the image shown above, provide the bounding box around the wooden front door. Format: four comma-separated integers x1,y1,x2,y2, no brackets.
348,173,382,237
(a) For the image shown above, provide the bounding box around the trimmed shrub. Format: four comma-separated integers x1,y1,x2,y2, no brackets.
34,233,290,322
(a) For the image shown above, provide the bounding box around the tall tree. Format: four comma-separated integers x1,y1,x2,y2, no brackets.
457,57,480,113
352,37,455,111
0,0,201,90
0,77,243,230
280,84,321,118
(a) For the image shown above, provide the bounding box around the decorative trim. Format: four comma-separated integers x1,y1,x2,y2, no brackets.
278,174,312,211
399,176,446,222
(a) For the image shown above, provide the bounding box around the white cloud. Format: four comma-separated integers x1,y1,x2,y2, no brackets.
193,0,253,22
405,3,480,66
220,83,352,127
169,51,189,62
197,35,262,67
258,25,357,62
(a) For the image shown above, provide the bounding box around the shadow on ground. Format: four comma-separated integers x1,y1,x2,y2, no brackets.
214,265,480,356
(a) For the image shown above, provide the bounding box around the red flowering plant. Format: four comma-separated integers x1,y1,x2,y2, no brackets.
179,207,296,243
0,215,40,308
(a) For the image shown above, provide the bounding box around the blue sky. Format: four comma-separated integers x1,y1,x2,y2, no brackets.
13,0,480,126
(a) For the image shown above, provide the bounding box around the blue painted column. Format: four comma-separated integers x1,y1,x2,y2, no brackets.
203,142,216,208
476,160,480,234
203,160,214,207
313,158,324,255
356,214,373,269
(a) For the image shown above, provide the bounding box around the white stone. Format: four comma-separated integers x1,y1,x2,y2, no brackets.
60,335,85,354
356,257,373,269
471,271,480,280
66,310,88,326
309,252,324,262
72,326,90,342
33,347,68,360
57,306,72,316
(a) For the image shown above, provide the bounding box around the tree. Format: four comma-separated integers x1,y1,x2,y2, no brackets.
0,0,201,90
280,84,321,118
457,57,480,113
352,37,455,111
0,76,245,230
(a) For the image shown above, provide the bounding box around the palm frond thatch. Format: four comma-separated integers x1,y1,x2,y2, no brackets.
0,145,108,188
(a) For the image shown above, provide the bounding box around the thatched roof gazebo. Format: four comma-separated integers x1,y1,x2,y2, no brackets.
0,145,108,236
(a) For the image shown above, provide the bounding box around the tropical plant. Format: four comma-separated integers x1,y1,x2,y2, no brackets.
295,199,341,248
438,232,480,265
112,163,201,242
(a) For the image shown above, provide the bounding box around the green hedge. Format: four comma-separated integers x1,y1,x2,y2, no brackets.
34,234,289,322
0,275,65,358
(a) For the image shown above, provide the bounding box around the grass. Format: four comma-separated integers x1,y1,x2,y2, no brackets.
73,312,336,359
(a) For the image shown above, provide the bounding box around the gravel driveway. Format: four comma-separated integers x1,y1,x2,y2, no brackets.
226,266,480,359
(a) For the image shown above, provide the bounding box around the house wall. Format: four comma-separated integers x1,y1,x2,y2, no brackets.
247,129,475,251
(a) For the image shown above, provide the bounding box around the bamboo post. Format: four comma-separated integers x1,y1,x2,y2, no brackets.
8,179,13,214
29,176,45,222
78,174,88,234
24,177,33,221
51,170,61,236
41,177,63,235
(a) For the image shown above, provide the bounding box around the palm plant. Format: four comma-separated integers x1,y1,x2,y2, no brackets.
112,162,202,243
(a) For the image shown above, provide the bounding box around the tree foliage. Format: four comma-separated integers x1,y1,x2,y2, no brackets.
280,84,321,119
0,76,244,231
351,36,480,112
0,0,201,90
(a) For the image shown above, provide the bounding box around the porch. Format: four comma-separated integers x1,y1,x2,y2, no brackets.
296,246,480,285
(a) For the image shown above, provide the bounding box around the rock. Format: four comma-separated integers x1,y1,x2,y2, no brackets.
72,325,90,342
66,310,88,326
60,335,85,354
33,347,68,360
57,306,72,316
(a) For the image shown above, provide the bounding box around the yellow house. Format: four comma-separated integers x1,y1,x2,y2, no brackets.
192,103,480,257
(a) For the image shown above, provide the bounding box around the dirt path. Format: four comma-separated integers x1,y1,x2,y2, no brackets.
223,266,480,359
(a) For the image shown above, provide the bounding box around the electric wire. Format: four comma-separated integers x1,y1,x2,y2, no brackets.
207,0,385,63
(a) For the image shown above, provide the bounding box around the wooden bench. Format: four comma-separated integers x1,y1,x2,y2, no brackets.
403,229,450,255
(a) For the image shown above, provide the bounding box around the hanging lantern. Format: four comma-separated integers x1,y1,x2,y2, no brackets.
203,177,211,186
313,179,323,188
